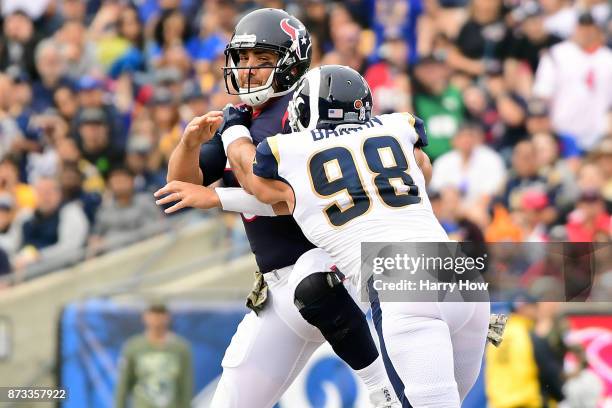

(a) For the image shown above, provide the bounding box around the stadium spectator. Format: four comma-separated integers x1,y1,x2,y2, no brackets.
179,81,209,122
56,137,105,194
150,88,183,163
448,0,510,77
11,176,89,271
6,67,35,137
87,166,163,257
485,292,564,408
58,163,101,225
411,55,465,160
150,9,191,64
507,1,562,76
125,135,166,194
31,39,67,113
565,190,611,242
154,67,184,103
532,132,578,212
364,36,411,116
186,9,229,68
431,122,506,207
372,0,422,63
115,301,193,408
75,76,127,148
53,84,79,123
75,108,125,178
25,110,69,184
576,161,606,195
299,0,331,56
533,12,612,152
500,140,550,211
0,10,39,80
54,19,98,79
416,0,467,57
321,21,367,72
516,189,553,242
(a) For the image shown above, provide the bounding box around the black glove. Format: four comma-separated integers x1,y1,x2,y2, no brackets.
219,104,252,134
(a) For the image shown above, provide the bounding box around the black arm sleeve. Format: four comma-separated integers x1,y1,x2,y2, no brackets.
531,333,565,402
199,131,227,186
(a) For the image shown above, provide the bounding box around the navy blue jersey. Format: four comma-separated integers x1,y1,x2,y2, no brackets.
199,93,315,273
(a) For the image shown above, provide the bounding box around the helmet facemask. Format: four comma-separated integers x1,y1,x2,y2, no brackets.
223,47,298,107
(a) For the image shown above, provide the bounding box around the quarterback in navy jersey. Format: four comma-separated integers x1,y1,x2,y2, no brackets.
196,91,314,273
157,8,398,408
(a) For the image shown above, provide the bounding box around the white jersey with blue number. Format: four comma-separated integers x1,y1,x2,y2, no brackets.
253,113,448,279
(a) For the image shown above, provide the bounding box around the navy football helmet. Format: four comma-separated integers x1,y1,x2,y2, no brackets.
223,8,312,106
288,65,373,132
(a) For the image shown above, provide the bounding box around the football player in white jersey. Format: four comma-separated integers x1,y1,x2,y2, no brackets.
157,9,398,407
220,65,491,407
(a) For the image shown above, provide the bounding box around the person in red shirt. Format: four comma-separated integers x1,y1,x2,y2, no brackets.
566,190,611,242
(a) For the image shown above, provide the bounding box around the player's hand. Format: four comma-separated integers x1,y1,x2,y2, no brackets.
181,111,224,149
219,104,252,134
154,181,221,214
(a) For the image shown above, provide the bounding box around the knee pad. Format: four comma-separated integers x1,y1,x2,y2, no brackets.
294,272,378,369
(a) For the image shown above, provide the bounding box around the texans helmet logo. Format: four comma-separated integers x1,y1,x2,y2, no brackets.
280,18,310,61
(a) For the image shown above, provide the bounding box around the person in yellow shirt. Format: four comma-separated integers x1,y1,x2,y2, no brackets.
486,292,564,408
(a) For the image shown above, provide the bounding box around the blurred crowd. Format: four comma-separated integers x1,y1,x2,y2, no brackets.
0,0,610,283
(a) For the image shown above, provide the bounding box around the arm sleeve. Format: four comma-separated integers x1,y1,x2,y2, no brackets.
215,187,277,216
199,132,227,186
253,138,281,180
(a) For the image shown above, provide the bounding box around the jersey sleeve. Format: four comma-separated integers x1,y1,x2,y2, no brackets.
199,131,227,186
391,112,428,147
253,136,281,180
413,115,428,148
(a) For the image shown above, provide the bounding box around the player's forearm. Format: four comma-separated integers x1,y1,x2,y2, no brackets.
167,140,204,184
415,148,432,185
226,138,257,193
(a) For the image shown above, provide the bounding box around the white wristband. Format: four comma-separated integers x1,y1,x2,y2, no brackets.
221,125,252,155
215,187,277,217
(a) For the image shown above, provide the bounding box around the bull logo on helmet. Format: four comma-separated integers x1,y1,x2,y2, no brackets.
280,18,310,61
